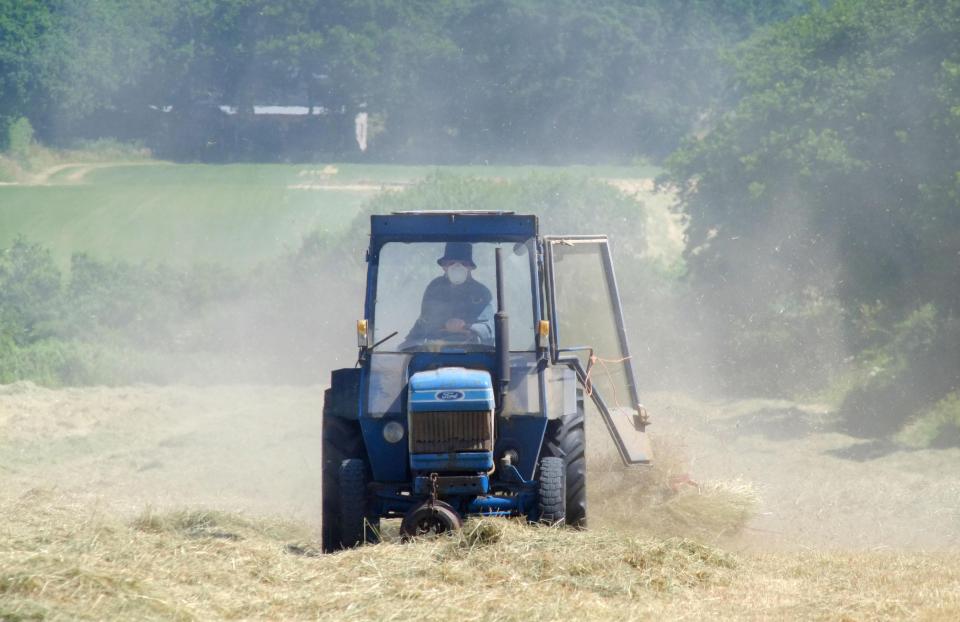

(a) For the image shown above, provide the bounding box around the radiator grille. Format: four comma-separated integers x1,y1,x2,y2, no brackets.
409,410,493,453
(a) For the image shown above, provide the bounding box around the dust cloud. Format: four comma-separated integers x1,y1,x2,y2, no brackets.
3,179,958,555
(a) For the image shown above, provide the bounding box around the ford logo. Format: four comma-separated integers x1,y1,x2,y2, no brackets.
436,390,464,401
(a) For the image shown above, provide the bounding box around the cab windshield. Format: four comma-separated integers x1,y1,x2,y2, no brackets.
372,240,537,352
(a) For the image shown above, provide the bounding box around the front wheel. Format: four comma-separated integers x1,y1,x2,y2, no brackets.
537,456,566,524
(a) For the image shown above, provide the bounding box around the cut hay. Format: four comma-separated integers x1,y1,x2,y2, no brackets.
4,385,960,619
3,494,960,621
1,495,735,621
588,425,759,540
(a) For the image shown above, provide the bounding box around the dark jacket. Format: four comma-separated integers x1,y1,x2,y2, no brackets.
404,276,494,344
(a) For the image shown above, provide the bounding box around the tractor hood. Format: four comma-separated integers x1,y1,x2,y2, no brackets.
408,367,494,413
407,367,496,473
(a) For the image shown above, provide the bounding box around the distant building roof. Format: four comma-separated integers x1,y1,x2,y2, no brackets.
149,104,332,116
220,105,328,116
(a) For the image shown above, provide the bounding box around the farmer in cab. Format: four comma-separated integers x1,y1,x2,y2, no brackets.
403,242,494,346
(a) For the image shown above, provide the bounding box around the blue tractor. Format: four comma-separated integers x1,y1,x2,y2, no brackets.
322,211,651,551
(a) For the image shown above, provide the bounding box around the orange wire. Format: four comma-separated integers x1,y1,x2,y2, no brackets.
583,352,631,407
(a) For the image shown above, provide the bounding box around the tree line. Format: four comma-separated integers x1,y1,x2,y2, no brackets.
667,0,960,441
0,0,808,162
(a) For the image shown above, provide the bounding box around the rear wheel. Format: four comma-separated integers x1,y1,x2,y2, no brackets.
338,458,378,548
321,393,366,553
543,389,587,527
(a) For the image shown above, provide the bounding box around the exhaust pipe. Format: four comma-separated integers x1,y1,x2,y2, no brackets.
494,247,510,413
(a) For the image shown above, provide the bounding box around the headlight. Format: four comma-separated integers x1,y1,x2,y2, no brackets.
383,421,405,444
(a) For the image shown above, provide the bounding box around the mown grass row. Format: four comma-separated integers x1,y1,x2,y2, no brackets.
2,493,957,621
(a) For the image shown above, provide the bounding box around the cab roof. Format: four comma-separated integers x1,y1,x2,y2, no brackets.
370,211,538,243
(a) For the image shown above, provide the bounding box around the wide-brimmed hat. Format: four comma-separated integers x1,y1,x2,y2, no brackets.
437,242,476,269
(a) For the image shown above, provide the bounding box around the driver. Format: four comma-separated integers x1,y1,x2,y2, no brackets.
403,242,494,346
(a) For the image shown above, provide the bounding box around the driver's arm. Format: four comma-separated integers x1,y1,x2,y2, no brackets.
469,300,495,344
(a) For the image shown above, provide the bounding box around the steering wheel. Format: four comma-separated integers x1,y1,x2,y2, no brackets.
400,329,491,352
431,329,481,344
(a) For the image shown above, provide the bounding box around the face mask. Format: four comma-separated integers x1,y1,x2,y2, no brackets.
446,263,469,285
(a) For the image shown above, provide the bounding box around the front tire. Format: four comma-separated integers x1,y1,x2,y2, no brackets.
537,456,566,524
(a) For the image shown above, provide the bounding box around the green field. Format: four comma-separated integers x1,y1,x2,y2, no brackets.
0,162,659,268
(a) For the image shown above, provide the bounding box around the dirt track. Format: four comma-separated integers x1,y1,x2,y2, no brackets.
1,382,957,552
25,161,161,185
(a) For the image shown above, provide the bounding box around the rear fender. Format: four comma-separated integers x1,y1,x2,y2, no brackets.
325,368,361,420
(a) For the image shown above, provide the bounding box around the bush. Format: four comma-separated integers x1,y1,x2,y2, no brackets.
6,117,34,159
360,174,647,259
65,253,191,349
706,287,847,397
838,305,960,437
65,138,152,162
0,238,63,346
0,337,123,387
0,234,355,385
0,155,20,182
898,393,960,449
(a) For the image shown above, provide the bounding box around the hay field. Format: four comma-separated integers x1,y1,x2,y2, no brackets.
2,383,959,620
0,162,660,268
6,503,960,621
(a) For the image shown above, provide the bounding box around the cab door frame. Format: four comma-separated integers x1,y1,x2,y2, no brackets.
542,235,651,465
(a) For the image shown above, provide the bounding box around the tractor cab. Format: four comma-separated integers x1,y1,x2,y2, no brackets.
322,211,651,551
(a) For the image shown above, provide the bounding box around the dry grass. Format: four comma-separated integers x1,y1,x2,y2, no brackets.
0,385,765,621
1,428,957,620
0,491,735,621
3,385,960,619
3,490,959,621
588,421,759,541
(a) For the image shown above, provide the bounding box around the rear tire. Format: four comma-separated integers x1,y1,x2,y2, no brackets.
321,393,366,553
339,458,378,548
537,456,566,524
543,389,587,528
